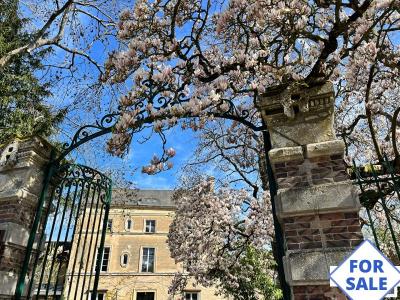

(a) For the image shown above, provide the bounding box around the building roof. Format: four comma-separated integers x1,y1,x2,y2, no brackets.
111,189,176,208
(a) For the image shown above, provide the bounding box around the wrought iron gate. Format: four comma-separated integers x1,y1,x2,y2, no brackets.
351,156,400,266
14,112,119,300
15,162,112,299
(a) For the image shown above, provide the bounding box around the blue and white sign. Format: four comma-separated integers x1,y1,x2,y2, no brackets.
330,240,400,300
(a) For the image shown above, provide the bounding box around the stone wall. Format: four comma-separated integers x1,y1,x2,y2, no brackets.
272,154,348,189
283,212,362,251
270,141,363,253
257,82,363,299
270,141,362,299
0,137,53,298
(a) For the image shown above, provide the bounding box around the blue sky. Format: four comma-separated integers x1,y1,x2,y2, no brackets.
123,126,201,189
57,118,201,190
25,0,203,190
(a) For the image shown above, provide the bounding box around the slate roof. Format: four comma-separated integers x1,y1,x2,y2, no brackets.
111,189,175,208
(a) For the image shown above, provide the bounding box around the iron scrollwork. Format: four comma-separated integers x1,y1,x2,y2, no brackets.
54,164,112,188
57,112,120,162
353,156,400,261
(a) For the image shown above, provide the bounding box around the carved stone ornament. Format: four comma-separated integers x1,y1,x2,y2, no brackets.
257,82,335,148
0,141,19,168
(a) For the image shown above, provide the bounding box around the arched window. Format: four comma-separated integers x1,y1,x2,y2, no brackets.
125,219,132,231
121,253,129,267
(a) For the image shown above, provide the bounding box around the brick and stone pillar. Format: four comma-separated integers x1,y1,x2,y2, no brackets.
257,82,363,299
0,136,54,298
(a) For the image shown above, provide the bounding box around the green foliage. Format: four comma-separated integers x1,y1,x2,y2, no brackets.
220,246,283,300
0,0,64,145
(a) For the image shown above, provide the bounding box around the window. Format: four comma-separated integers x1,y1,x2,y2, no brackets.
107,219,113,232
121,253,129,267
89,291,106,300
95,247,110,272
141,247,155,272
184,292,199,300
145,220,156,233
125,219,132,231
136,292,155,300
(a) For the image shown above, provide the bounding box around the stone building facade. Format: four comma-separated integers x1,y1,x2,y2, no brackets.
65,189,226,300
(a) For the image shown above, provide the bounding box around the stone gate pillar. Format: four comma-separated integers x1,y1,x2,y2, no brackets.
257,82,363,299
0,136,54,298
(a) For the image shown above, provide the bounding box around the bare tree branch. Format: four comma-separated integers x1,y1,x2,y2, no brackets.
0,0,73,68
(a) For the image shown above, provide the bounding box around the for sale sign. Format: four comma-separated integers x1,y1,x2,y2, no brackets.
330,240,400,300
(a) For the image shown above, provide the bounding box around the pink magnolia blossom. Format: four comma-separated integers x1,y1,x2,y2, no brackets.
103,0,400,161
167,179,274,295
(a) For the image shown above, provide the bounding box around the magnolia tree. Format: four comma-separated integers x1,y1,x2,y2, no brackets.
167,179,279,299
101,0,400,296
168,119,283,298
183,119,266,195
103,0,400,166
